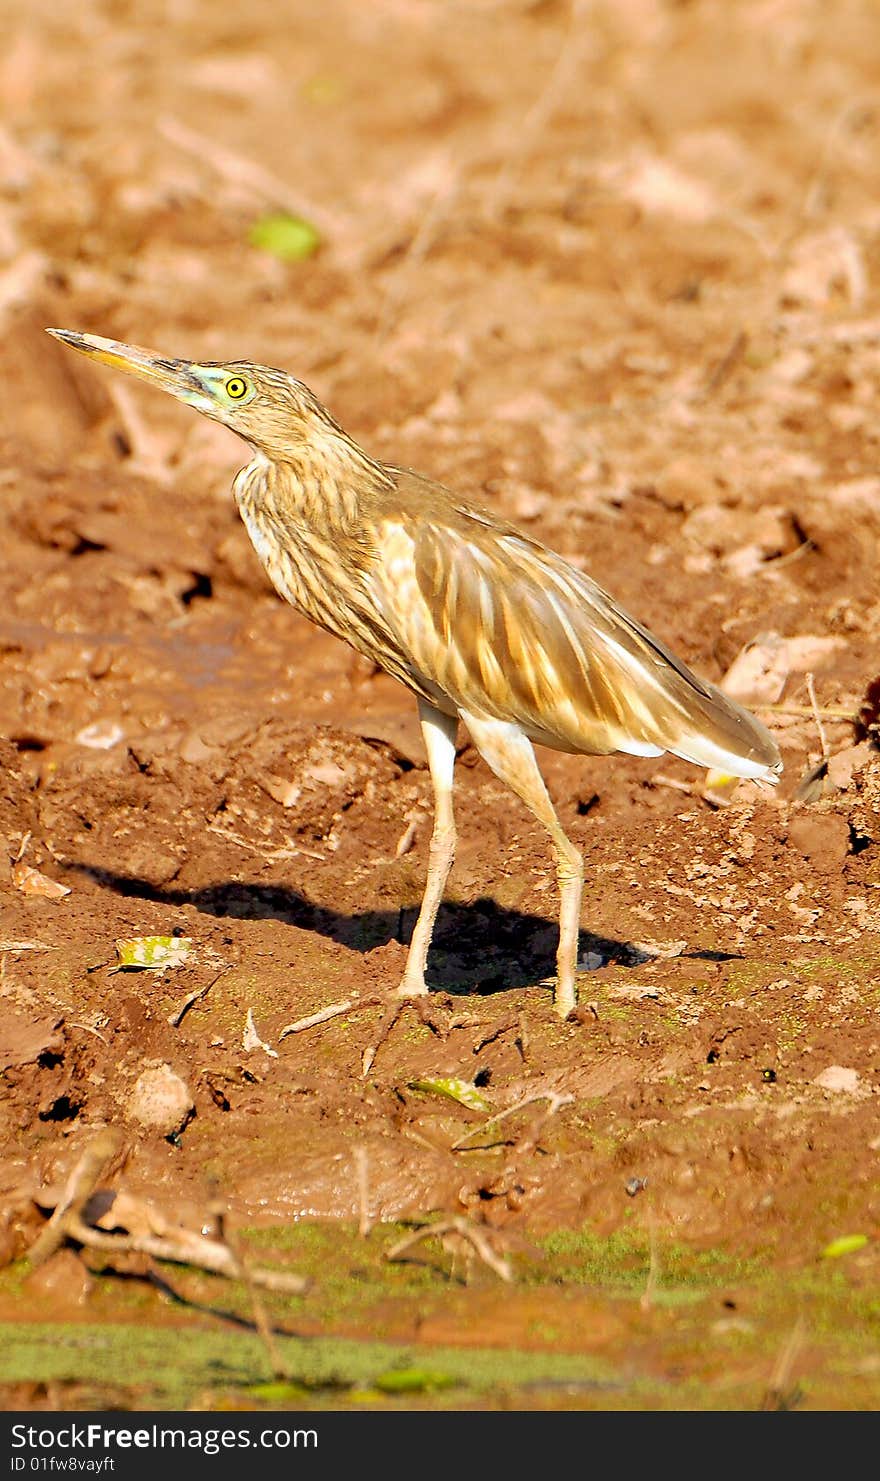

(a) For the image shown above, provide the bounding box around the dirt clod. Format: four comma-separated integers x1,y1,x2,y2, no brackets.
125,1064,195,1137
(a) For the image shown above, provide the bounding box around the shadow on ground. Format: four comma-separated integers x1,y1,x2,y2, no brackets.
68,862,740,994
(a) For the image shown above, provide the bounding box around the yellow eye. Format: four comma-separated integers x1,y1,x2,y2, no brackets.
225,376,248,400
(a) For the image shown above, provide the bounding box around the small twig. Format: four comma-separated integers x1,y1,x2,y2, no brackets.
28,1129,123,1267
805,672,831,763
639,1227,660,1312
651,773,695,796
764,538,815,570
760,1318,806,1411
387,1216,513,1283
375,159,462,343
451,1090,573,1151
168,969,225,1027
159,116,347,242
60,1218,308,1293
483,0,588,222
395,804,427,858
205,823,324,862
354,1147,372,1238
760,703,854,720
700,330,748,399
243,1008,278,1057
280,997,361,1037
213,1205,291,1380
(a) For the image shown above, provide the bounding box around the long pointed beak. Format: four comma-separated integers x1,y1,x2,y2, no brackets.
46,328,200,400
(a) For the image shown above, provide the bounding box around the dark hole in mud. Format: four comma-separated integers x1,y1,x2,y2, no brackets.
11,734,48,752
38,1095,81,1122
37,1050,64,1070
70,535,106,557
576,793,600,816
474,1067,491,1086
706,1048,720,1063
848,823,872,855
181,572,214,606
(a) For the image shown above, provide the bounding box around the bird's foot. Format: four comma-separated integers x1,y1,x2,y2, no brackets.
361,993,448,1076
280,984,450,1077
554,982,578,1020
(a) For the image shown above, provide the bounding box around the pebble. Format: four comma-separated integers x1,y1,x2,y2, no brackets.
813,1065,860,1094
126,1063,194,1136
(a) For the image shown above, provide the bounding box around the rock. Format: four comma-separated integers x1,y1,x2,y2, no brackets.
786,813,851,874
827,743,873,792
126,1064,194,1137
23,1248,92,1306
813,1065,860,1093
653,455,720,510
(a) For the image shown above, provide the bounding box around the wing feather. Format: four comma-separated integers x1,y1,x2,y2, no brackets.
373,503,780,781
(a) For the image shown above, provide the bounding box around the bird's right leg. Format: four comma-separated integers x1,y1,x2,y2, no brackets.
397,699,459,997
460,712,583,1019
281,699,458,1067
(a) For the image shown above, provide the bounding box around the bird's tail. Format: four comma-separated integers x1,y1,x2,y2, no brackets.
661,679,782,783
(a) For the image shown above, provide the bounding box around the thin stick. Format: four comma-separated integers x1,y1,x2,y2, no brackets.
639,1226,660,1312
805,672,830,761
205,823,324,862
28,1129,123,1267
56,1216,308,1294
375,161,462,343
280,997,359,1036
484,0,588,222
159,117,347,242
760,1317,806,1410
760,703,854,720
451,1090,572,1151
168,970,225,1027
354,1147,372,1238
213,1206,291,1379
387,1216,513,1283
700,330,747,399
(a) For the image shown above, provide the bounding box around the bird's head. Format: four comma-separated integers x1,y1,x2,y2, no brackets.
46,329,347,463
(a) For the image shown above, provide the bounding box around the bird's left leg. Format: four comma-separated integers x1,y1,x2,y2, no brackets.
397,698,459,997
281,699,458,1072
460,712,583,1019
351,701,458,1074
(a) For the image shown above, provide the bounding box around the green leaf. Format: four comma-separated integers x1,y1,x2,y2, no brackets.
246,1381,310,1402
407,1077,492,1113
110,936,193,972
373,1367,456,1394
821,1234,869,1259
248,213,321,262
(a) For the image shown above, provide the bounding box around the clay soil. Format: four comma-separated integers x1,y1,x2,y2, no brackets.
1,0,880,1412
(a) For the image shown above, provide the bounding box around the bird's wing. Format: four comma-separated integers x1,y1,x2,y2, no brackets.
372,500,781,780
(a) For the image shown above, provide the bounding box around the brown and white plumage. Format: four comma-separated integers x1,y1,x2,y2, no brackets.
47,329,782,1018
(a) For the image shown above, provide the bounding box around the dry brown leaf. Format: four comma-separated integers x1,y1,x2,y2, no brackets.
11,862,71,899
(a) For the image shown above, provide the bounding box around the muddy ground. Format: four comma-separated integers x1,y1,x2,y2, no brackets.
0,0,879,1411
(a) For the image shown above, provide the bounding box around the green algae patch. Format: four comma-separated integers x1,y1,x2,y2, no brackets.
0,1321,618,1411
533,1226,762,1298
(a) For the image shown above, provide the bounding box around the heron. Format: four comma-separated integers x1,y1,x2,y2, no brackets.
47,329,782,1025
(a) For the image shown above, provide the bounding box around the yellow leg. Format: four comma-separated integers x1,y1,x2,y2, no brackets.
398,699,459,997
461,712,583,1018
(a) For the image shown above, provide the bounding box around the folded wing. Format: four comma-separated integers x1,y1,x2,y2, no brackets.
373,495,781,783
